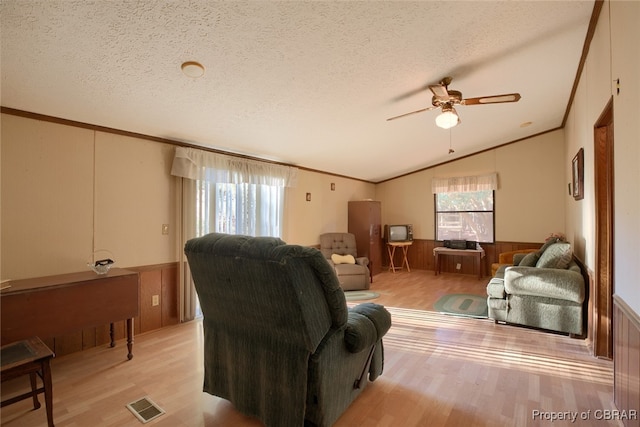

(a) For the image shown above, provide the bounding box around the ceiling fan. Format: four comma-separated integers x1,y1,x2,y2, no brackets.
387,77,521,129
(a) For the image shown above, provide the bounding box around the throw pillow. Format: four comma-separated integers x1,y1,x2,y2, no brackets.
537,237,560,256
518,252,540,267
331,253,356,265
536,242,573,269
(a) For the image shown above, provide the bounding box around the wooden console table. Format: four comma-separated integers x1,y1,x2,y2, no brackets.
433,246,485,279
1,337,55,426
1,269,140,360
387,242,412,273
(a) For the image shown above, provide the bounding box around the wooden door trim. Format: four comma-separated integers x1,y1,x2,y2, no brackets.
593,97,614,359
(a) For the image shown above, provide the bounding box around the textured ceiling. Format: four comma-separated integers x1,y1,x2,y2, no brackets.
1,1,595,182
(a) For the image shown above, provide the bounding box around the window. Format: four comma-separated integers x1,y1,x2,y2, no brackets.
435,190,495,243
172,146,296,239
195,180,283,237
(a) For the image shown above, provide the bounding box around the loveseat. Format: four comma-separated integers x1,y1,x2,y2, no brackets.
184,233,391,427
486,239,586,336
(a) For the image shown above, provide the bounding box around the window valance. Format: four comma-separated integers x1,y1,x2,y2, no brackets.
171,146,298,187
431,172,498,193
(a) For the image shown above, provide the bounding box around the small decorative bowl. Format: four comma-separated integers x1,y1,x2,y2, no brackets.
87,250,115,275
88,262,113,275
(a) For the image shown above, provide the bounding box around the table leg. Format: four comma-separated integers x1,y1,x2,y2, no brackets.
387,245,396,272
482,256,486,278
435,253,440,275
126,318,134,360
402,246,411,272
41,359,54,427
109,323,115,348
29,372,41,409
476,253,484,279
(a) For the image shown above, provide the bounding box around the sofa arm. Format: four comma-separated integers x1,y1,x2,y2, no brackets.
504,266,585,303
344,303,391,353
355,257,369,267
487,278,506,298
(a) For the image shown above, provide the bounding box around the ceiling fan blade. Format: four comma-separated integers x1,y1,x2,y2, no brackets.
429,84,449,100
461,93,521,105
386,106,436,121
390,83,432,102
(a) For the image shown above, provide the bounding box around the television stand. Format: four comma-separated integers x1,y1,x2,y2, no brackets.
387,242,412,273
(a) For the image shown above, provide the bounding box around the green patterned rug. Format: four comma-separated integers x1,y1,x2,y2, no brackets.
433,293,488,318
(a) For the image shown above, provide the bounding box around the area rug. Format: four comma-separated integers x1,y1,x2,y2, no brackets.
344,291,380,301
433,293,488,318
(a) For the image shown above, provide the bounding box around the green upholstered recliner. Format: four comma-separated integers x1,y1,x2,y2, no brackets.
184,233,391,427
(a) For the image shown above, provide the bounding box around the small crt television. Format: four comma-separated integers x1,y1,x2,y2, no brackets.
384,224,414,243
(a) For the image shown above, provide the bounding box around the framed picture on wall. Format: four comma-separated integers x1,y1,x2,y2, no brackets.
572,148,584,200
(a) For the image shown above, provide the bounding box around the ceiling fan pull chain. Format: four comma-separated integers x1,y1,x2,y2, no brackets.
449,128,455,154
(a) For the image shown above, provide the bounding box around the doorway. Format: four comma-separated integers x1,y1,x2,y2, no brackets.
593,98,614,359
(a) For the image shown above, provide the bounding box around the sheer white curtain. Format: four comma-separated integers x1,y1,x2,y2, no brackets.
171,146,298,187
431,172,498,193
182,181,284,237
171,147,298,321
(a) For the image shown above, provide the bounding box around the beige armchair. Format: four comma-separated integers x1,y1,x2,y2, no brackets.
320,232,371,291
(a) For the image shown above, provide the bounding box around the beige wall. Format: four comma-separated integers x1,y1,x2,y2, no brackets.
1,114,178,280
564,0,639,314
376,130,566,243
93,132,177,268
0,113,375,279
1,115,95,278
610,0,640,314
283,170,375,246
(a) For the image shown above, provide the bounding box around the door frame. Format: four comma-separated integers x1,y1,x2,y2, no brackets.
593,97,614,359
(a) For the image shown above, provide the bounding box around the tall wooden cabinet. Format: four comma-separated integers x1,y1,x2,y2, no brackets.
348,200,382,276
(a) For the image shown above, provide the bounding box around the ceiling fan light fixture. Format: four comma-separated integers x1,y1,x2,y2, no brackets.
435,105,459,129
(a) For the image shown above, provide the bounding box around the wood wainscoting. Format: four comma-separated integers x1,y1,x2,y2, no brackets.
130,263,180,333
613,295,640,427
384,239,541,278
38,262,179,357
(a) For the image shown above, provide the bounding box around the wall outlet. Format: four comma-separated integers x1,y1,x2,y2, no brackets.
456,263,462,270
152,295,159,306
162,224,169,235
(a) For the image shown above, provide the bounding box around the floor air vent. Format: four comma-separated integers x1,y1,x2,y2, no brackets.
126,397,165,423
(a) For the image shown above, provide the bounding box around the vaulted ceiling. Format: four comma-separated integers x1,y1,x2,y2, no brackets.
1,1,595,182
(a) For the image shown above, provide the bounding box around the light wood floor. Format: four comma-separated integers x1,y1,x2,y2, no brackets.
1,271,617,427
